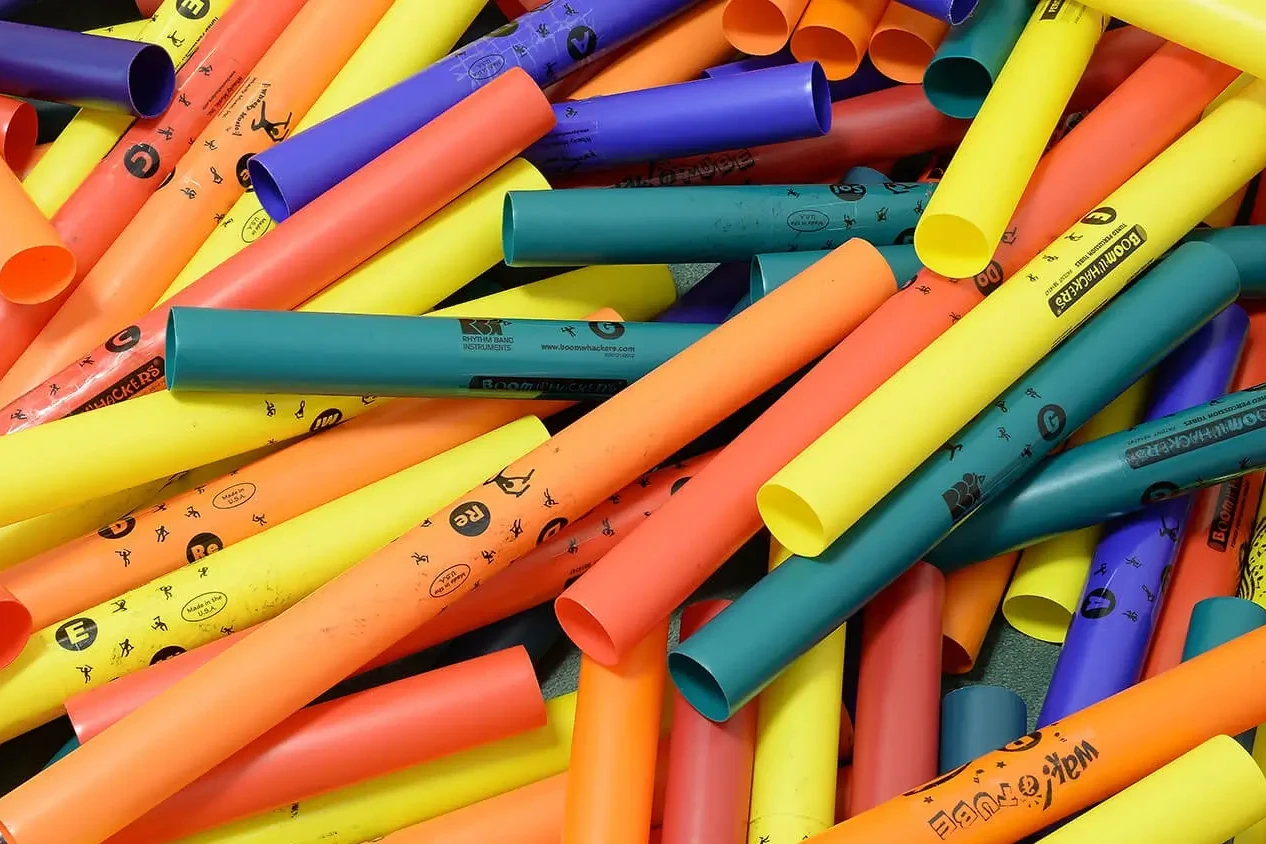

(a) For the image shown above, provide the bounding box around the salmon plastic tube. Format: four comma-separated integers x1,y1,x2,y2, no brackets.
503,181,935,266
0,0,398,404
0,21,175,117
378,773,567,844
759,73,1266,560
789,0,889,80
22,0,236,218
747,541,845,843
940,552,1018,675
0,154,74,306
922,0,1033,119
527,62,832,177
1079,0,1266,82
163,0,486,298
247,0,698,222
914,1,1107,279
849,562,944,815
0,261,673,531
661,601,756,844
721,0,811,55
165,308,711,398
751,244,924,300
106,647,547,844
554,243,898,666
0,96,35,169
0,69,557,434
671,243,1240,721
178,692,580,844
1034,736,1266,844
867,2,950,84
0,418,549,743
1000,379,1153,644
938,686,1026,774
564,621,668,844
0,227,897,844
565,0,734,99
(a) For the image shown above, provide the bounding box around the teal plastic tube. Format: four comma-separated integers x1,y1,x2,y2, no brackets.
1181,596,1266,751
1185,225,1266,296
939,686,1027,774
165,308,711,399
922,0,1034,119
43,736,77,769
502,182,935,265
750,245,924,302
668,242,1239,720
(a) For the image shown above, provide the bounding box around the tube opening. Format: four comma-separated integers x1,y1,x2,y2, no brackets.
1002,595,1074,644
721,0,795,57
869,29,938,84
948,0,981,25
667,650,734,723
790,28,862,83
2,100,37,172
554,596,620,666
0,589,33,670
807,60,835,134
127,44,177,118
248,157,294,224
0,245,76,305
923,56,995,120
913,213,993,280
755,482,829,558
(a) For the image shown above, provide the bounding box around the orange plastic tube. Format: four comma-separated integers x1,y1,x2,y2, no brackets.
0,0,393,404
380,772,568,844
105,646,546,844
1141,321,1266,679
0,69,556,433
0,397,570,666
848,562,945,817
941,552,1019,675
791,0,890,80
0,235,892,844
61,454,712,740
660,601,757,844
0,96,36,171
0,163,73,312
566,0,734,99
868,2,948,83
555,244,896,665
722,0,812,54
564,621,669,844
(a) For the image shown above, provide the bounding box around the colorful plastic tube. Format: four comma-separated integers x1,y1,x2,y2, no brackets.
1187,226,1266,296
922,0,1033,119
1035,736,1266,844
906,0,976,23
59,455,710,742
377,773,567,844
661,601,756,844
940,552,1019,674
0,95,35,169
564,621,668,844
721,0,811,55
1037,305,1249,728
161,0,486,299
656,263,748,324
939,685,1027,774
165,309,711,398
503,182,934,265
867,2,950,83
914,1,1106,279
106,647,547,844
670,242,1240,720
1184,596,1266,664
0,21,174,116
999,379,1152,644
789,0,889,80
0,69,556,436
751,243,923,300
760,74,1266,560
747,541,845,842
0,418,549,744
704,51,899,101
0,229,895,844
0,148,73,306
527,61,830,176
248,0,697,222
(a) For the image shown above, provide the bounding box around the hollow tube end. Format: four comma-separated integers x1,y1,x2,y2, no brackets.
128,44,176,119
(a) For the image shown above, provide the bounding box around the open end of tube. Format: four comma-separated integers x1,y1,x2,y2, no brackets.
721,0,795,57
0,587,33,670
248,157,295,224
869,29,938,84
755,482,829,558
948,0,981,26
667,650,735,723
913,213,992,281
0,245,76,305
1002,594,1075,645
807,60,835,134
127,44,177,119
2,100,37,172
554,596,620,666
791,28,862,86
922,56,995,120
941,635,974,674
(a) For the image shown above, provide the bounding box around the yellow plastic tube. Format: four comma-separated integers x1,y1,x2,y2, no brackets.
1237,729,1266,844
176,692,578,844
758,75,1266,557
0,168,677,529
1079,0,1266,83
913,0,1107,279
1037,735,1266,844
1001,376,1151,642
162,0,486,297
0,418,548,742
747,540,844,843
22,0,233,216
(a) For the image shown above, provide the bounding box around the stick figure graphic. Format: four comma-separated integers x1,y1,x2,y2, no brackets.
997,427,1010,441
1141,584,1155,603
186,506,200,518
481,549,496,564
1159,517,1180,542
77,665,93,683
251,101,292,141
601,519,615,536
252,513,267,526
942,442,963,460
152,502,167,513
155,526,170,542
875,207,888,222
543,489,559,508
1123,610,1139,622
160,585,174,599
295,400,306,420
116,549,132,567
509,519,524,540
265,400,276,417
199,567,208,578
567,539,579,554
152,616,168,632
1125,555,1142,568
112,599,127,613
411,553,428,565
119,639,134,658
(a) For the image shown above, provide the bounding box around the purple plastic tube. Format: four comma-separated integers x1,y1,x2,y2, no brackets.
247,0,700,222
1036,304,1250,728
0,20,175,117
702,48,795,77
656,262,748,324
705,50,898,102
525,61,831,176
901,0,980,25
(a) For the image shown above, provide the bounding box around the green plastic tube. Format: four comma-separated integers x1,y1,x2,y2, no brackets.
923,0,1035,119
1185,225,1266,296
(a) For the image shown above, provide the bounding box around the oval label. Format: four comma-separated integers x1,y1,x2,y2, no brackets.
181,591,228,622
467,55,506,81
213,482,257,510
429,564,471,598
786,209,829,233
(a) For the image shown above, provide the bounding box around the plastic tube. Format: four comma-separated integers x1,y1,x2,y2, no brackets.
922,0,1033,119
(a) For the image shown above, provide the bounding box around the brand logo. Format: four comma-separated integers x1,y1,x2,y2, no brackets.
460,318,508,336
1141,481,1180,505
942,473,984,522
55,618,99,652
236,153,254,190
1080,587,1116,619
830,184,866,200
186,532,223,562
177,0,209,19
98,517,136,540
1081,206,1117,225
589,321,625,340
123,143,160,178
1037,404,1067,441
973,260,1005,296
309,408,343,433
537,517,569,544
150,645,186,664
567,25,598,60
449,502,491,536
106,325,142,353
